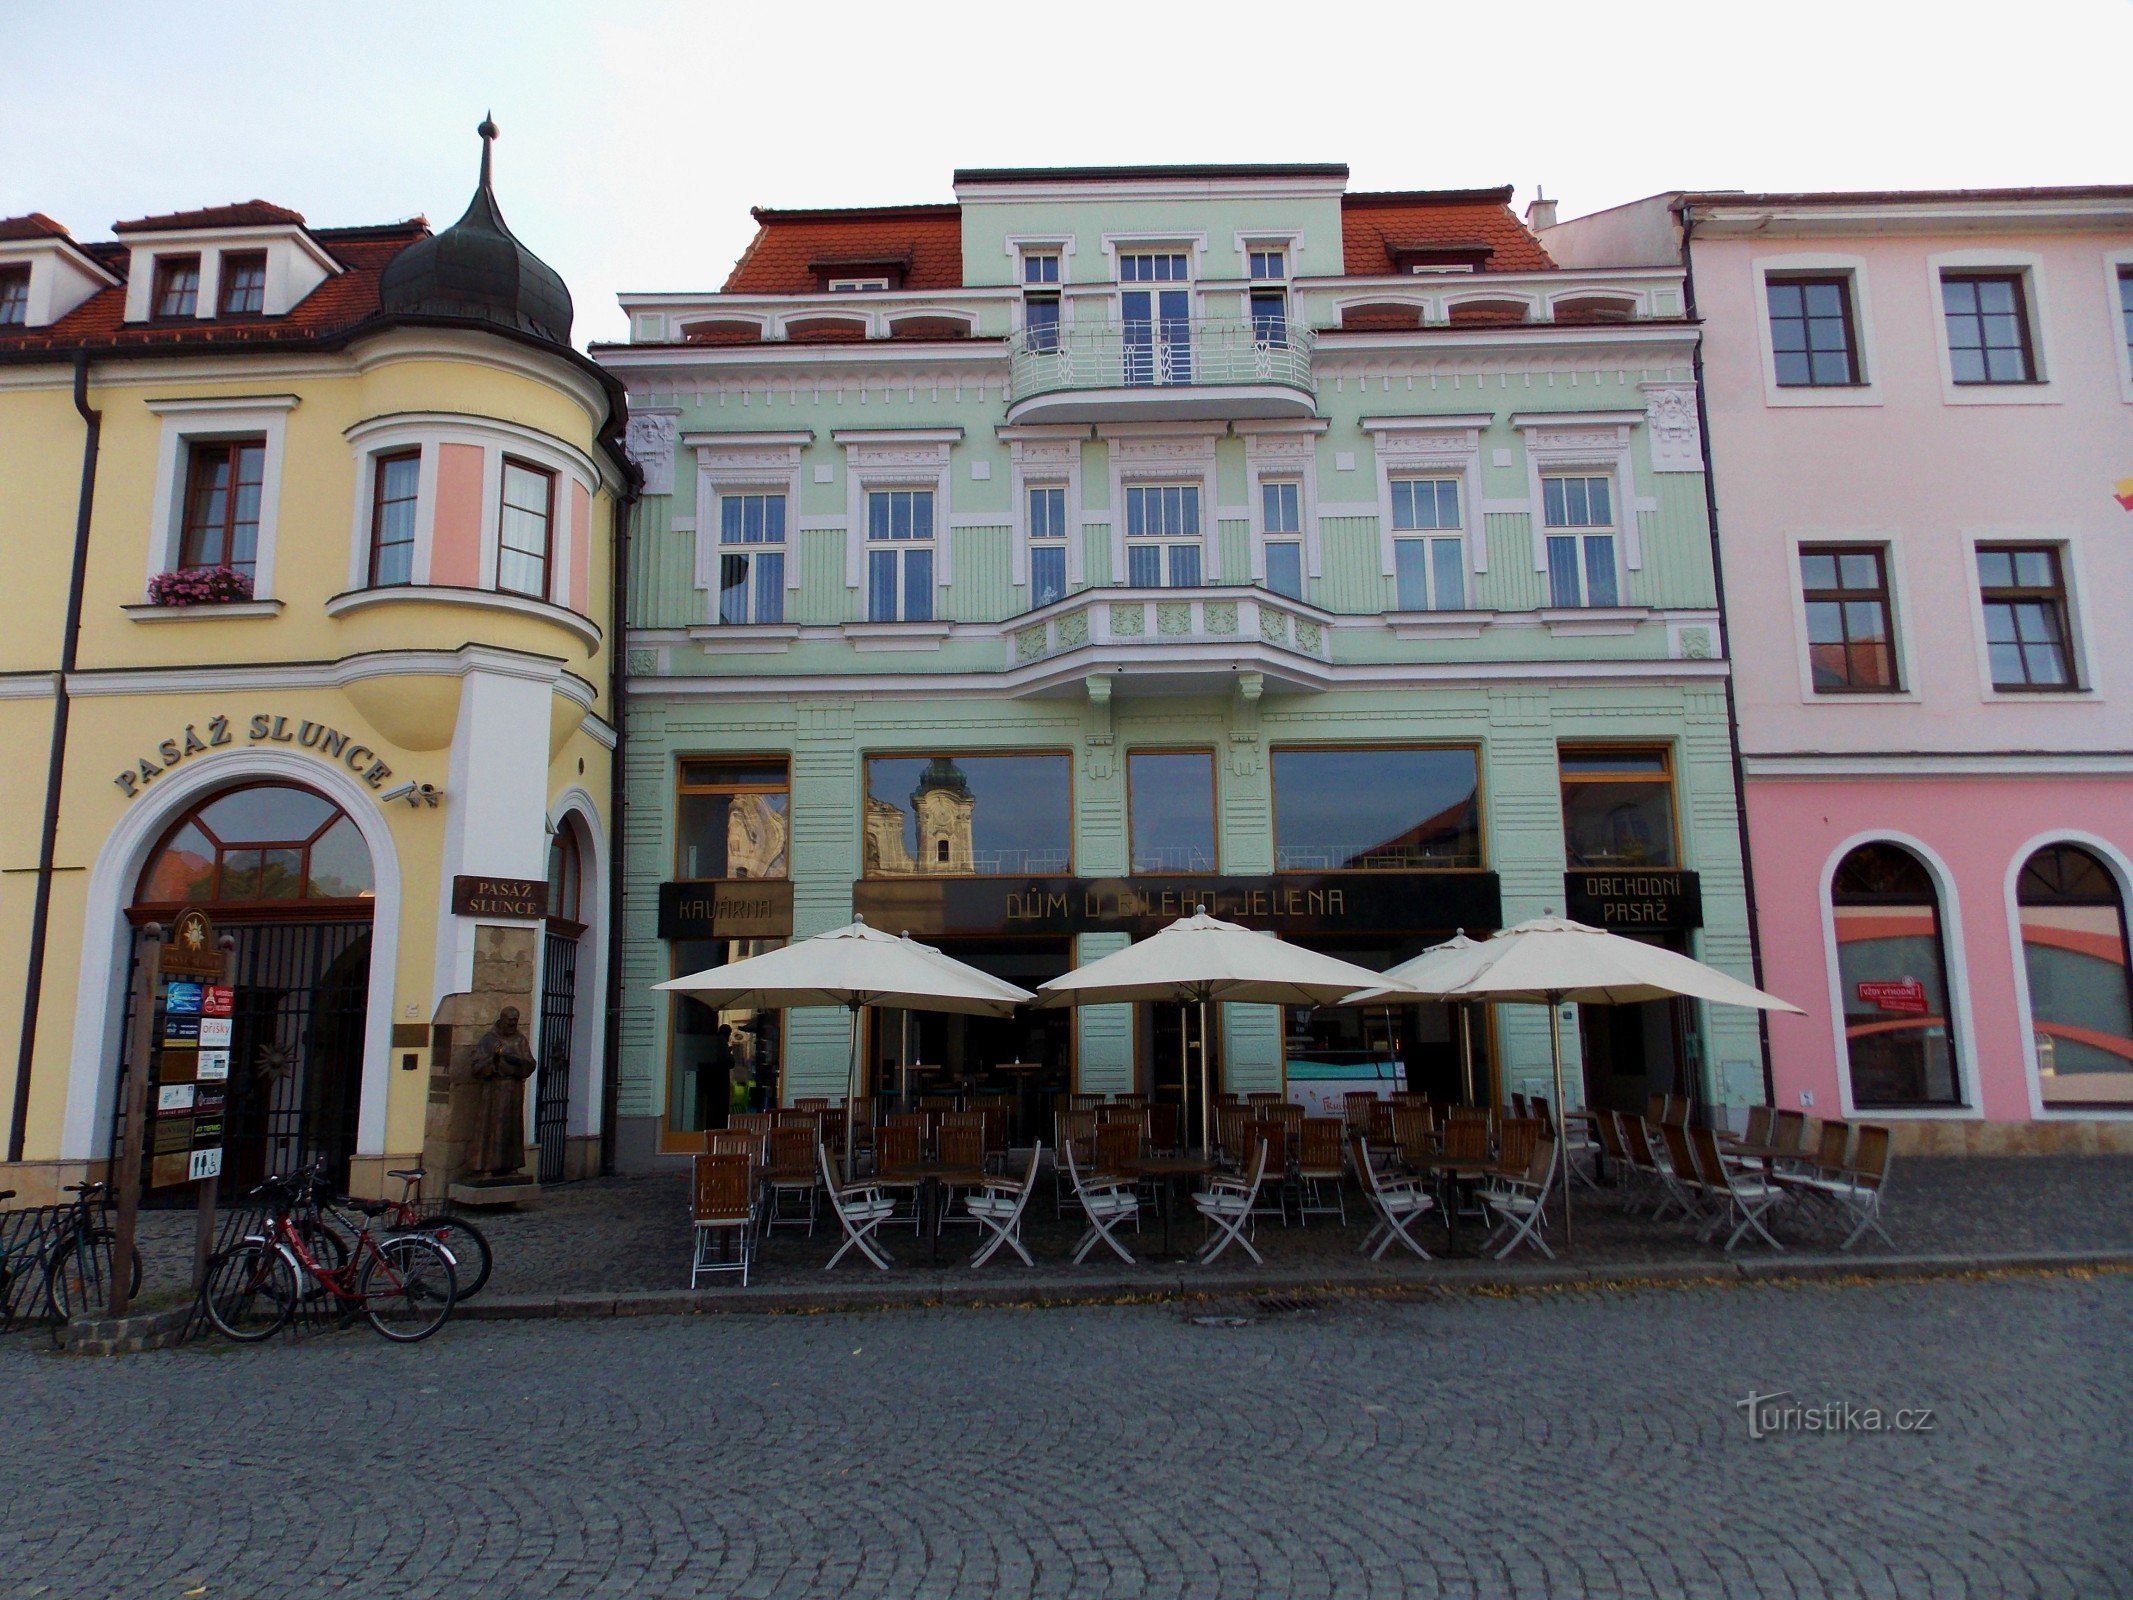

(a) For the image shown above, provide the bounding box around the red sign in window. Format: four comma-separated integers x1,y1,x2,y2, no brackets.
1857,979,1928,1015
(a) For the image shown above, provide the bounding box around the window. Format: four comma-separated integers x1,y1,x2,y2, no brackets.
716,493,786,625
179,439,266,577
1542,475,1618,608
1941,272,2035,384
2018,845,2133,1108
667,935,785,1143
826,277,889,292
137,783,373,905
1261,480,1303,598
152,255,200,318
1120,253,1191,386
1124,484,1202,588
1120,252,1190,283
1389,477,1464,611
1766,275,1860,387
1976,545,2073,690
1028,485,1068,607
862,753,1072,876
0,266,27,326
1248,247,1288,346
366,451,420,588
496,458,554,599
1271,746,1482,871
2120,267,2133,373
1558,748,1677,869
866,489,935,622
676,758,789,880
1022,251,1061,353
547,825,584,926
1129,750,1217,872
1800,546,1898,692
220,252,266,315
1831,843,1963,1108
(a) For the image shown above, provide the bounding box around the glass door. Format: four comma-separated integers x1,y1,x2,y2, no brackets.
1121,255,1192,387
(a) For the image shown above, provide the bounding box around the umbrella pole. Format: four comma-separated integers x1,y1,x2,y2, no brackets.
1548,993,1572,1251
846,1002,862,1181
1458,1003,1475,1107
1198,997,1212,1157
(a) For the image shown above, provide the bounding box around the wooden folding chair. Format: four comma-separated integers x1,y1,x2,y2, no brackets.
1245,1117,1290,1225
1063,1141,1140,1264
964,1143,1043,1268
763,1124,820,1235
1193,1139,1269,1265
1690,1124,1789,1251
818,1143,895,1271
1351,1136,1434,1260
690,1153,756,1287
1479,1136,1558,1260
870,1123,925,1233
1296,1117,1347,1225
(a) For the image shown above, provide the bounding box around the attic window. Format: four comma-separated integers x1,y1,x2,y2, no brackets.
827,277,890,293
153,255,201,318
811,256,909,293
221,252,267,314
1391,245,1494,276
0,266,27,326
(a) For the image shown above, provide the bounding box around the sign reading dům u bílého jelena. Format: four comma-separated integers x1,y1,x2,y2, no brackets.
849,872,1503,940
1564,869,1703,933
451,876,548,919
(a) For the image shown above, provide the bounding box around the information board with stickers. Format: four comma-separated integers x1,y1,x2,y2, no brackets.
148,977,232,1188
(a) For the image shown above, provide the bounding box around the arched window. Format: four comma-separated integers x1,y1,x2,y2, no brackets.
2018,844,2133,1108
1831,843,1962,1108
547,823,584,927
136,783,374,908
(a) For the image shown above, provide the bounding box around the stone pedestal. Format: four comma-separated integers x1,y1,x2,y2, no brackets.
446,1178,541,1210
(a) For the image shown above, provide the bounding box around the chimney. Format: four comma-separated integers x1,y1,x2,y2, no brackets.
1525,189,1558,232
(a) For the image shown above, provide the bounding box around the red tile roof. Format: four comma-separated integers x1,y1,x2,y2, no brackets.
724,205,963,294
0,213,72,243
112,200,308,234
1340,188,1555,275
0,220,429,357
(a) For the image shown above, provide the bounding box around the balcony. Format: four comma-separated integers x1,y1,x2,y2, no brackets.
1005,585,1335,697
1006,318,1318,425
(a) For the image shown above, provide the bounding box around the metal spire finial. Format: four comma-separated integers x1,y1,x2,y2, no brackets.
477,113,498,187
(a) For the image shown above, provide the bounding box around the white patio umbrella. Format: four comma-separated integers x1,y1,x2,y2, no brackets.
1033,910,1412,1155
656,918,1033,1175
1351,930,1491,1106
1406,913,1802,1247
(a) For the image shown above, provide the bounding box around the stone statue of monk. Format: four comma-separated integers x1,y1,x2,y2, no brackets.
468,1005,539,1178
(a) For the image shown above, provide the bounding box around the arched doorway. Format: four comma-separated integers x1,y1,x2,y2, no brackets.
2017,843,2133,1109
1830,842,1962,1108
536,817,589,1183
126,781,376,1195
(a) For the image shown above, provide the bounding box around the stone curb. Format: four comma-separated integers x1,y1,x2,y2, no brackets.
449,1247,2133,1324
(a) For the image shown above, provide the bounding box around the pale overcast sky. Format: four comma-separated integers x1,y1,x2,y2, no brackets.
6,0,2128,346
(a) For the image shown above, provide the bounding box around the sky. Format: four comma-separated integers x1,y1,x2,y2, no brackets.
6,0,2129,348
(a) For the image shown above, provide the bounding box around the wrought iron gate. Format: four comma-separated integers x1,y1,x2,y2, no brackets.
115,919,372,1200
536,930,579,1184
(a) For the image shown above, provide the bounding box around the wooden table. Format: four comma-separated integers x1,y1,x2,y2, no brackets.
1119,1154,1212,1255
1423,1156,1498,1251
907,1160,989,1266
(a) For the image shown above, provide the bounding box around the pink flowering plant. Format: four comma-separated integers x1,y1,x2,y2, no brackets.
147,566,254,606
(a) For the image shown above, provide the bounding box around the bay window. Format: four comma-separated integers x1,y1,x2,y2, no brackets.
496,457,554,599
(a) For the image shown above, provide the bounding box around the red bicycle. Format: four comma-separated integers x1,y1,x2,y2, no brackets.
203,1173,458,1343
291,1162,493,1300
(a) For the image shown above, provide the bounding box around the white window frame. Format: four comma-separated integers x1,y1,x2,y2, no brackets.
1004,428,1086,592
863,487,939,622
1748,253,1882,408
1361,415,1487,584
1927,249,2058,405
687,431,809,610
1388,477,1469,612
1539,471,1624,609
348,413,602,602
708,489,790,626
825,277,890,293
1240,423,1324,586
1025,484,1071,607
835,429,958,598
1121,482,1206,589
1960,530,2096,701
1513,413,1644,584
145,394,297,599
1780,530,1920,705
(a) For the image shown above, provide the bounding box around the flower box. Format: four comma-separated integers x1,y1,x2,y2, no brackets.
147,566,254,607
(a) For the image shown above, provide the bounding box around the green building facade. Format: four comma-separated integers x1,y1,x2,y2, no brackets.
595,164,1761,1167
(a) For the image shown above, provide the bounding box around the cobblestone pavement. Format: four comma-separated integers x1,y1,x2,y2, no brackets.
119,1153,2133,1302
6,1272,2129,1599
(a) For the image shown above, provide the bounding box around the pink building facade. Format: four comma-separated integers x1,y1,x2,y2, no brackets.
1550,188,2133,1152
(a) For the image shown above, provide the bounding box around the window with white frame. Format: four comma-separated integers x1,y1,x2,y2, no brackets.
1248,248,1288,346
1124,483,1202,588
827,277,889,293
1541,474,1619,608
1261,479,1303,598
716,492,786,625
866,488,935,621
1390,477,1465,611
1119,253,1192,386
497,458,555,600
1022,250,1061,352
1028,484,1069,606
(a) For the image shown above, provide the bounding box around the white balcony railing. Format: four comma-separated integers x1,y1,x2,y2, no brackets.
1007,317,1316,408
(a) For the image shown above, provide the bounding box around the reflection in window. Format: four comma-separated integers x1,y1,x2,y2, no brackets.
668,936,784,1140
676,758,788,880
135,782,374,905
718,493,786,625
1559,747,1676,868
1129,751,1217,873
1801,546,1897,692
548,825,583,924
1832,843,1962,1108
863,753,1071,876
1271,747,1482,871
2019,845,2133,1108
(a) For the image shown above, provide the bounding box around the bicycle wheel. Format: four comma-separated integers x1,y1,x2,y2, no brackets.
358,1234,457,1342
43,1226,143,1324
201,1241,296,1342
416,1214,492,1299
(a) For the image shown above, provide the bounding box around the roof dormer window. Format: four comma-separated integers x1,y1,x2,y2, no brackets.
220,252,267,315
153,255,201,318
826,277,890,292
0,267,27,326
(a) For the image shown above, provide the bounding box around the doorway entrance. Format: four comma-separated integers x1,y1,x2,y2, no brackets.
1136,1000,1223,1150
1577,933,1696,1115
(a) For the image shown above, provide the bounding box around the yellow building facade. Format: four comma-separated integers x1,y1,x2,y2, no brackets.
0,134,631,1203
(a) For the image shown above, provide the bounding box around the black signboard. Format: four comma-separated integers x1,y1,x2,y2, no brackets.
851,871,1501,940
1563,869,1702,933
658,879,798,940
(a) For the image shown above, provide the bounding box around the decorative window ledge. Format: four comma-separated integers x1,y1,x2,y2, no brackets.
324,584,602,652
842,621,955,653
123,599,284,622
1386,608,1492,641
686,623,801,655
1539,605,1650,637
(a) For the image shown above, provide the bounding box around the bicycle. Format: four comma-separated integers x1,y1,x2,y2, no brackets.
289,1162,492,1300
202,1174,458,1343
38,1182,143,1333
